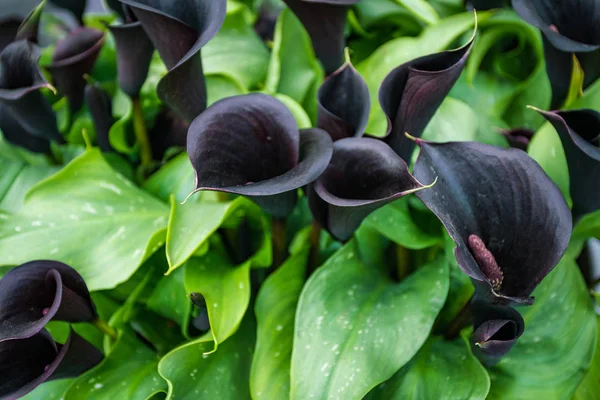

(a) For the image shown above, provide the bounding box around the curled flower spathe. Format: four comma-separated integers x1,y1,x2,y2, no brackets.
187,93,333,218
308,138,431,241
120,0,227,121
534,107,600,219
0,260,97,342
413,140,572,305
84,82,114,152
283,0,361,75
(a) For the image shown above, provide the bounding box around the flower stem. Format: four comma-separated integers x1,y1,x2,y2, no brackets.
307,221,321,276
444,296,473,340
131,96,152,170
92,318,118,340
395,244,411,281
272,217,287,268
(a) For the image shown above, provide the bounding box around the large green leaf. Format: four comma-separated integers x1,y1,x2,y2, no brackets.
365,336,490,399
62,330,166,400
204,2,270,89
147,266,192,337
184,253,252,351
394,0,439,25
250,231,311,400
265,8,323,120
0,159,58,213
358,12,483,135
290,241,449,399
489,258,597,399
21,380,74,400
158,315,256,400
0,149,169,290
573,317,600,400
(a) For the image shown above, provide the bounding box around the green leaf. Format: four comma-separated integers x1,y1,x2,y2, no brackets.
21,379,74,400
365,336,490,399
365,197,442,250
250,236,310,400
394,0,439,25
147,266,192,337
206,74,247,106
573,317,600,400
166,197,262,272
290,242,449,399
0,149,169,290
62,330,166,400
265,8,323,120
0,159,58,213
489,257,597,399
358,12,483,135
203,2,270,89
158,315,256,400
421,97,479,143
184,253,252,351
274,93,313,129
563,55,585,108
108,90,135,154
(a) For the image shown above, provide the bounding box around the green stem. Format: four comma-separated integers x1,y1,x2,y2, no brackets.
131,96,153,170
444,296,473,340
92,318,118,340
395,244,411,281
307,221,321,277
272,217,287,269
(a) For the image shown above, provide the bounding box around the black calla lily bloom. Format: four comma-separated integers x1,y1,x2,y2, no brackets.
149,107,190,159
14,0,45,44
49,0,87,24
317,57,370,141
535,108,600,219
0,104,50,153
187,93,333,218
106,0,128,20
470,301,524,366
48,27,105,113
0,0,41,51
255,0,284,41
283,0,360,75
465,0,507,10
0,329,103,400
0,40,62,146
107,6,154,98
119,0,227,121
499,127,535,151
0,260,97,343
413,139,572,305
84,83,114,152
379,37,474,162
512,0,600,108
308,138,431,241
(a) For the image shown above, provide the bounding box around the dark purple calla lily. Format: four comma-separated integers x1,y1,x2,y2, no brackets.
283,0,360,75
308,137,431,241
149,107,189,159
255,0,284,41
413,139,572,305
465,0,507,10
84,82,114,152
0,104,50,153
187,93,333,218
0,40,62,146
379,37,474,162
49,0,87,24
106,0,128,20
499,127,535,151
0,0,41,51
512,0,600,108
470,301,524,366
119,0,227,121
317,58,370,141
107,7,154,98
535,108,600,219
48,27,105,113
0,329,103,400
0,260,97,343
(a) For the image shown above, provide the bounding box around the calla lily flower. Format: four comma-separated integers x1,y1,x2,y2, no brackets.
0,329,103,400
413,139,572,305
0,260,97,343
283,0,360,75
106,0,128,20
48,27,105,113
0,104,50,153
49,0,86,24
107,6,154,98
120,0,227,121
379,36,474,162
465,0,507,10
84,82,114,152
308,137,431,241
512,0,600,108
187,93,333,218
0,40,62,147
470,301,524,366
317,58,370,141
0,0,41,51
499,127,535,151
149,108,189,159
535,108,600,219
255,0,284,41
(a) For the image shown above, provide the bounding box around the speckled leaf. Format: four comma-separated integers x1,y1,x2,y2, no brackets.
573,316,600,400
0,149,169,291
158,315,256,400
184,254,251,352
365,336,490,399
146,267,192,338
0,158,58,213
290,241,449,399
489,257,597,399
